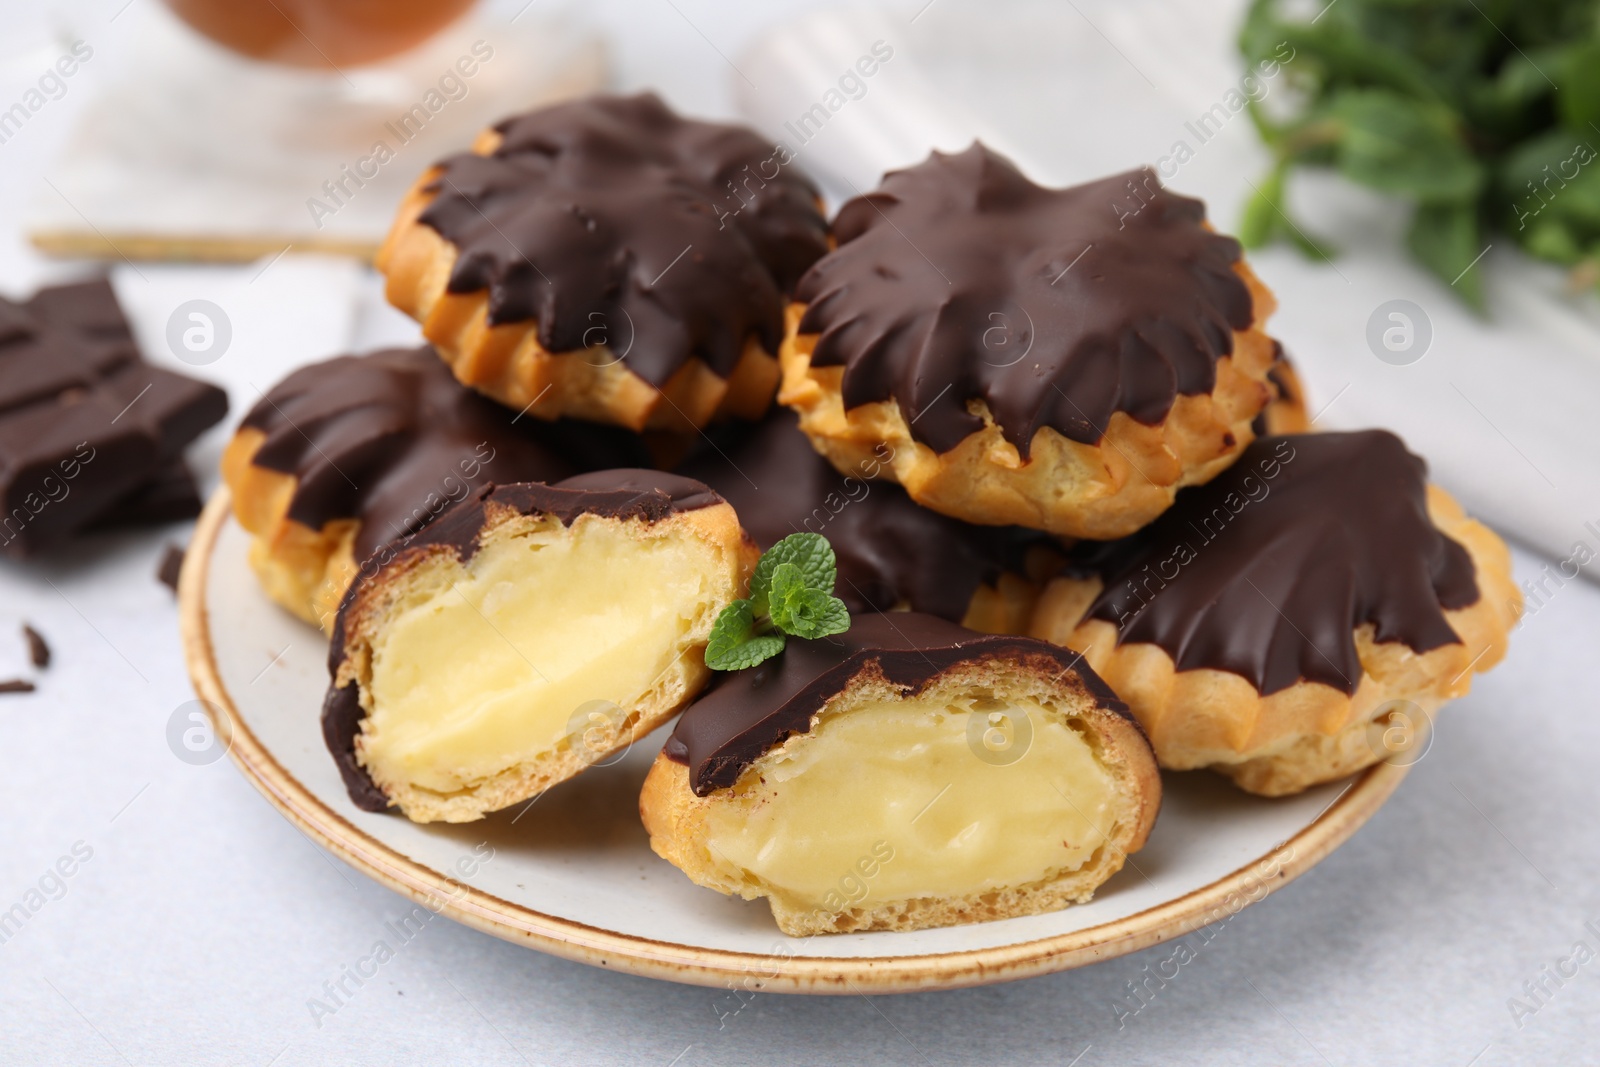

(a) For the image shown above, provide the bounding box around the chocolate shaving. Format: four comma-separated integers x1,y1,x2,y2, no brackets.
21,624,48,669
0,679,35,695
157,542,185,593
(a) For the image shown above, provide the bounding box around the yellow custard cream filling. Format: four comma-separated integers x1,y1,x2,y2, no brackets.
362,519,714,796
702,696,1118,915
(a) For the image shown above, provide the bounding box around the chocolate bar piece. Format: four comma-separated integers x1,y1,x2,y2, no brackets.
0,280,227,557
26,277,137,348
86,461,203,529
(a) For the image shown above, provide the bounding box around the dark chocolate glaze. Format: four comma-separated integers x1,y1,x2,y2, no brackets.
1066,431,1480,696
392,468,724,566
322,468,725,810
794,145,1254,456
240,347,659,559
322,682,392,812
418,93,829,387
677,407,1041,621
664,612,1130,795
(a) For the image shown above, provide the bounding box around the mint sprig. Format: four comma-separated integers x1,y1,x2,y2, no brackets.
706,533,850,670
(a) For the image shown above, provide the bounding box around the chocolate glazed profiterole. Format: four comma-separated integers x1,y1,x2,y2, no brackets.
640,613,1160,935
1030,431,1522,795
222,346,651,631
377,93,831,433
677,407,1060,634
780,144,1281,539
325,470,758,823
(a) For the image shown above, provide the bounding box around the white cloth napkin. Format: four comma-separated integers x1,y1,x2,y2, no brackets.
736,0,1600,593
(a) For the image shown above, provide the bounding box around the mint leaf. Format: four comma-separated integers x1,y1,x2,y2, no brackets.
1331,90,1485,203
1557,41,1600,132
1409,201,1486,311
1237,0,1600,309
705,599,786,670
764,562,806,623
787,590,851,640
749,532,836,614
708,534,850,671
1239,164,1286,249
708,632,786,671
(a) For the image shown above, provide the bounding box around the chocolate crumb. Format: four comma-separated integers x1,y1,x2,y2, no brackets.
21,625,49,669
0,679,36,695
158,543,185,593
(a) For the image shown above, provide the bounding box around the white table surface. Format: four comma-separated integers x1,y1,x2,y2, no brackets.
2,2,1598,1064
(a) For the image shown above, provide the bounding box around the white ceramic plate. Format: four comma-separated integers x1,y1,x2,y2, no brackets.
180,490,1408,993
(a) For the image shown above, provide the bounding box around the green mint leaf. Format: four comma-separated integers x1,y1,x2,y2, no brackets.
705,599,787,670
749,532,837,614
712,535,851,670
1557,41,1600,132
1329,89,1484,203
768,560,851,639
765,563,808,634
1235,1,1600,308
785,592,851,640
1239,164,1287,249
708,632,786,671
1408,201,1486,311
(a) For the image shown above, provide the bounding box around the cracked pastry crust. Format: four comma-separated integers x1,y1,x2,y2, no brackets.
1030,484,1520,796
324,473,758,823
640,618,1160,934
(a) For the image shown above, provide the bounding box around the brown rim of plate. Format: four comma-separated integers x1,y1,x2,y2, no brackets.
179,488,1410,995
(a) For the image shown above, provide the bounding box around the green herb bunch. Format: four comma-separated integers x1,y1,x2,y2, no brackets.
704,533,850,670
1238,0,1600,308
